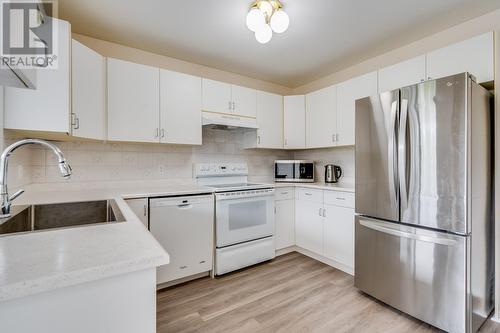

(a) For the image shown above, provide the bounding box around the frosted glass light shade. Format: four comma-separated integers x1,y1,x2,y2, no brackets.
255,24,272,44
246,8,266,32
258,1,273,17
270,10,289,33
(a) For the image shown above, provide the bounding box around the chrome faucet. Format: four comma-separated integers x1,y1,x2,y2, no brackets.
0,139,72,219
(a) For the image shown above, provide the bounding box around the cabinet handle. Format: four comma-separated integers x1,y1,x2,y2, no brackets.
161,128,165,138
143,204,147,216
336,197,346,200
332,134,335,143
319,208,322,216
257,136,261,144
281,192,288,195
155,128,159,138
228,101,232,111
427,77,432,80
336,134,339,142
71,113,80,130
180,266,187,269
305,193,312,196
284,139,288,146
232,101,235,110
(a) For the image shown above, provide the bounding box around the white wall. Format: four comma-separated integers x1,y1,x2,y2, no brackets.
29,128,290,184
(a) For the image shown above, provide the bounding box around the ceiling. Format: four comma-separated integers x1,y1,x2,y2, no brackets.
58,0,500,88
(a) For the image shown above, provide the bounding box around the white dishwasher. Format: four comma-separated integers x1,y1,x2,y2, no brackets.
150,194,214,285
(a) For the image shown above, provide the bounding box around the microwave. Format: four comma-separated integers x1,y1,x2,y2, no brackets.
274,160,314,183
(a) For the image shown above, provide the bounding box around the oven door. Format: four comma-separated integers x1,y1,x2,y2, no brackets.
216,190,275,247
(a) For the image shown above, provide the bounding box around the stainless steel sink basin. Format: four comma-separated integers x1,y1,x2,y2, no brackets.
0,200,125,236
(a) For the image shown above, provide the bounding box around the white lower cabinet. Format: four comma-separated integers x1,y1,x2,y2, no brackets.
274,187,295,250
125,198,149,228
323,204,355,270
293,187,355,274
295,199,324,255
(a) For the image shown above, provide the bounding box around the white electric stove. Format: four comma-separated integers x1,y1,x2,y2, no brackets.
194,163,276,275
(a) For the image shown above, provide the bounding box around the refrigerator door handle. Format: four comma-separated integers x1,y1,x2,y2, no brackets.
358,219,457,246
398,98,409,212
388,100,398,205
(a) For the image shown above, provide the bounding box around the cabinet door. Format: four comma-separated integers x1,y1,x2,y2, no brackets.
378,55,426,93
107,58,160,143
71,39,105,140
336,71,377,146
160,70,202,145
295,200,323,254
232,84,257,118
275,199,294,250
324,205,354,270
306,85,337,148
126,198,148,228
283,95,306,149
256,91,283,149
202,79,232,114
426,32,494,83
4,19,71,133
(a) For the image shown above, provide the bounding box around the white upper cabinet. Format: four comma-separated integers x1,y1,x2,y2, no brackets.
4,19,71,133
202,79,232,114
255,91,283,149
232,85,257,118
107,58,160,143
426,32,494,83
283,95,306,149
336,71,377,146
160,70,202,145
378,55,426,93
306,85,337,149
202,79,257,118
71,39,105,140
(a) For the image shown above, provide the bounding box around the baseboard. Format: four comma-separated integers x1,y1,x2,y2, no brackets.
276,246,296,256
157,271,210,289
285,246,354,276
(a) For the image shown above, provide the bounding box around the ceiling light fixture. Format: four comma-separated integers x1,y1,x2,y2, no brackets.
246,0,289,44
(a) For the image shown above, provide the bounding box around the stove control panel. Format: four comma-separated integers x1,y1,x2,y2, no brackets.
194,163,248,177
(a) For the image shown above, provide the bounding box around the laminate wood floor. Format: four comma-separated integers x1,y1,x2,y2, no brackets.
157,252,500,333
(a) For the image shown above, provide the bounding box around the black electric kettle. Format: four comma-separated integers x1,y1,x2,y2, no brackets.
325,165,342,183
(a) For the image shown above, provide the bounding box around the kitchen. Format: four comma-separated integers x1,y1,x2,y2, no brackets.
0,1,500,332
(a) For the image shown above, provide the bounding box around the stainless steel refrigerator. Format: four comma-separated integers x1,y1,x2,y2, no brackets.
354,73,494,333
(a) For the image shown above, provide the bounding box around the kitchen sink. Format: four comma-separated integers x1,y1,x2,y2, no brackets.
0,200,125,236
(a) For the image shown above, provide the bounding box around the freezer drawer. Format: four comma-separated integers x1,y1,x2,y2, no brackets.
355,216,468,333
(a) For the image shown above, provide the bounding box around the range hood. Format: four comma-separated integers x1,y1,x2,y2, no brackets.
202,111,258,130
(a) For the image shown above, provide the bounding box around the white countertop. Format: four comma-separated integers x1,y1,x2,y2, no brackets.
274,182,355,193
0,180,213,302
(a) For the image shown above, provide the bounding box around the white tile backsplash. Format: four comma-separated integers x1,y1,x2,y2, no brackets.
29,128,291,184
293,146,355,184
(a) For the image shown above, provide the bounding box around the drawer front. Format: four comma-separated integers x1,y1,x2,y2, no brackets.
275,187,295,201
324,190,354,208
296,188,323,203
